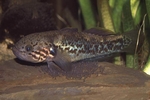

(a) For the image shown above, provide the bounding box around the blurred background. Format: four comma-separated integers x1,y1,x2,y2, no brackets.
0,0,150,75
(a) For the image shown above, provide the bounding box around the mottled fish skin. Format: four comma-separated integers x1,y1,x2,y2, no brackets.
12,28,133,71
55,31,131,62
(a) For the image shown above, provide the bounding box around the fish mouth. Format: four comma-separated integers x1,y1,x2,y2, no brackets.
12,46,26,61
12,46,42,63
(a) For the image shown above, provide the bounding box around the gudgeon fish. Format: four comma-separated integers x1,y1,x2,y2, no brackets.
12,28,137,71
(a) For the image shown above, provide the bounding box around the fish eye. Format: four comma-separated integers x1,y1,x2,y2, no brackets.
25,45,33,52
50,47,56,56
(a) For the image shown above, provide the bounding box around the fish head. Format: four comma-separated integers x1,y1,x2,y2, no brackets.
12,33,55,63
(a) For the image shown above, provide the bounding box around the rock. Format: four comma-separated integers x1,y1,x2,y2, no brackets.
0,59,150,100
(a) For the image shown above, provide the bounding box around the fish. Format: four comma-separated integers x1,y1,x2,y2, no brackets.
12,28,138,72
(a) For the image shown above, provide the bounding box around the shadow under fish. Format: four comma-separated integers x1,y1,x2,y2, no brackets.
41,61,104,80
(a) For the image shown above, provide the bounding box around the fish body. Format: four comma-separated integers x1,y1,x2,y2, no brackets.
12,28,137,71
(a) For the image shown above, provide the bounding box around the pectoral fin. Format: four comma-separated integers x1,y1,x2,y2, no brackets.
47,61,63,77
53,50,72,71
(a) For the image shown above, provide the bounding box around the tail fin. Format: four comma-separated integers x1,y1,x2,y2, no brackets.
122,28,143,53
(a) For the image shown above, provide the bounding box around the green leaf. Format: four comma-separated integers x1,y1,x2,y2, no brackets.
143,0,150,75
97,0,114,32
143,55,150,75
131,0,146,25
121,0,140,68
145,0,150,22
78,0,97,29
110,0,128,33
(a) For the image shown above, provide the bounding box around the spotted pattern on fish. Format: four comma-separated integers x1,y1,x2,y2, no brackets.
12,28,135,64
55,33,132,61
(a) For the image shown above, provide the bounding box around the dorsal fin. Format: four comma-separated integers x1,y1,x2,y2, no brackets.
60,27,78,32
84,27,115,36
